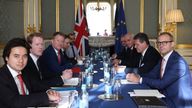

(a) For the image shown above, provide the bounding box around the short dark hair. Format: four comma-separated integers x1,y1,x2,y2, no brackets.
52,32,65,39
68,32,75,36
134,32,150,45
3,38,30,63
26,32,43,44
158,32,174,41
64,35,71,40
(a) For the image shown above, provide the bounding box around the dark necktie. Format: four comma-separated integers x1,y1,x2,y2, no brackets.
37,59,43,80
17,74,26,95
139,55,144,67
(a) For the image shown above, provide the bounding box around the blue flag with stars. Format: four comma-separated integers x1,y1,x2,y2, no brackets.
115,0,127,54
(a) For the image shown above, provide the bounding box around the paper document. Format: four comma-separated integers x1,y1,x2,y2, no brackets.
121,79,139,84
51,87,76,91
128,89,165,98
57,90,78,108
116,65,126,73
64,78,79,86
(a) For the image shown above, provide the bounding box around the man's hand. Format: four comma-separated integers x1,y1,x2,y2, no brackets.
111,54,117,59
113,59,120,66
61,69,72,80
47,90,61,103
126,73,140,83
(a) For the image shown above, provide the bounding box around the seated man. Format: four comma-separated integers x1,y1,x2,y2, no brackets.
65,32,79,60
111,35,126,59
62,34,77,65
39,32,73,81
127,32,192,108
23,32,72,88
133,32,161,77
113,32,141,73
0,38,60,108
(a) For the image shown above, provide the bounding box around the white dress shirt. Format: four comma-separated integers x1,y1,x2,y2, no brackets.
30,53,39,70
7,64,29,95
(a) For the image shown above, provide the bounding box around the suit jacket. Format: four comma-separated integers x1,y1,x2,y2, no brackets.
142,51,192,108
117,47,141,68
22,55,64,88
116,47,129,60
0,65,49,108
62,48,77,65
138,46,161,77
38,45,73,79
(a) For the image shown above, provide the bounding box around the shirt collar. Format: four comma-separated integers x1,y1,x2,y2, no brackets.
130,46,134,50
142,46,149,57
163,50,173,61
7,64,21,78
30,53,38,63
53,48,59,55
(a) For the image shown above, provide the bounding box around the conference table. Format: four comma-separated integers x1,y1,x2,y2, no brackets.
79,59,150,108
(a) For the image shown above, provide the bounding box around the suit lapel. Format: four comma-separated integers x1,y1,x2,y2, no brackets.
28,56,39,72
3,65,20,94
50,45,60,64
163,51,175,76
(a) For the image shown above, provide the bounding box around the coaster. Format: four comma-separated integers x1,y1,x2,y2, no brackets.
97,94,115,101
93,70,98,73
98,94,123,101
92,84,99,88
99,78,104,82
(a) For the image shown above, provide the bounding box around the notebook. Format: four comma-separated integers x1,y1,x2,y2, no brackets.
132,96,167,108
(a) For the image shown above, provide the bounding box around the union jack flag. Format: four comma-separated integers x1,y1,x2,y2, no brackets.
74,0,89,57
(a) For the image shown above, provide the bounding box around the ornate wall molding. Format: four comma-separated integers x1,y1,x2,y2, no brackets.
24,0,41,36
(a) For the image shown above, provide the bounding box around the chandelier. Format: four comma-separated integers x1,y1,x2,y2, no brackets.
90,0,107,11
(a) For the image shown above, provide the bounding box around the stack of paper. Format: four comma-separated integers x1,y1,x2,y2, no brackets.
64,78,79,86
128,89,165,98
120,79,139,84
57,90,78,108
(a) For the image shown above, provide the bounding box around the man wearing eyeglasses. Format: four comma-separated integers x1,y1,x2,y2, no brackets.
127,32,192,108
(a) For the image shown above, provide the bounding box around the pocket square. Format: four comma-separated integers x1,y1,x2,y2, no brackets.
140,63,144,67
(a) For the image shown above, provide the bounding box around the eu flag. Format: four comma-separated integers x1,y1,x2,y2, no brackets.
115,0,127,54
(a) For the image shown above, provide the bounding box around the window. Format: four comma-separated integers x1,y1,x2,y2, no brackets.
86,2,111,36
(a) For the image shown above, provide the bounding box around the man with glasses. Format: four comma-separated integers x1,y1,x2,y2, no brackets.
127,32,192,108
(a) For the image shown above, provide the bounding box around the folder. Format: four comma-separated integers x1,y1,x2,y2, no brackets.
132,96,167,108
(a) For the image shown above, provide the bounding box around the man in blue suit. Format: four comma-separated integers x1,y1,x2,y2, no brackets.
23,32,72,87
127,32,192,108
39,32,73,81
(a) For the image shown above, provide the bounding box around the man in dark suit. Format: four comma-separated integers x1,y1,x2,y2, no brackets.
65,32,80,60
39,32,73,81
133,32,161,77
0,38,60,108
113,32,141,73
22,32,72,88
111,34,126,59
62,35,77,65
127,32,192,108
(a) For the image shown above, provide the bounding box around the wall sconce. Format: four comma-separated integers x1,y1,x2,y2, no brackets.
165,9,184,33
